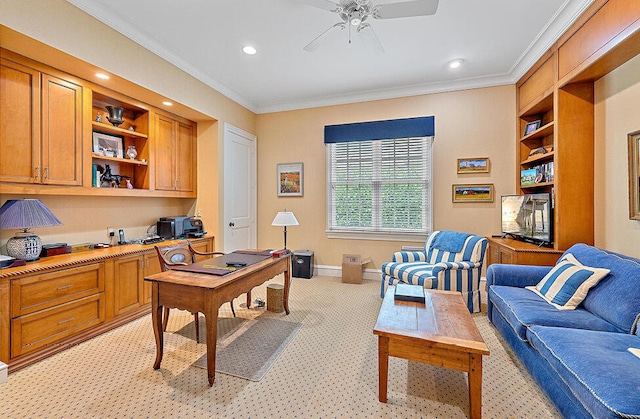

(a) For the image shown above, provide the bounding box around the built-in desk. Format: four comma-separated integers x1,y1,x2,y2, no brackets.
0,236,213,373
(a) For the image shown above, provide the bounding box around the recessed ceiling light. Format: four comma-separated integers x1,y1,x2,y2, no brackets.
242,46,257,55
96,73,110,80
448,59,464,69
162,101,173,106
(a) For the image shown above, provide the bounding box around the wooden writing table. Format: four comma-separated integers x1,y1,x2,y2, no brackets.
144,253,291,386
373,287,490,418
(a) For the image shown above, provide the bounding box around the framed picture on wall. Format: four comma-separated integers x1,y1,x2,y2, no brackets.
277,162,304,197
452,184,494,203
457,157,490,174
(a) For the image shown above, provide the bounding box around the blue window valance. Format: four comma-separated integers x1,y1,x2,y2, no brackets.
324,116,435,144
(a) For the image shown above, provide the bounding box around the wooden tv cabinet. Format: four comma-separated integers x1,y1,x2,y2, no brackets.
486,237,563,268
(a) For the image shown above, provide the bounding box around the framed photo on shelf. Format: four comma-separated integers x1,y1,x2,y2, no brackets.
92,131,124,158
452,184,494,203
523,120,542,136
457,157,490,174
277,162,303,197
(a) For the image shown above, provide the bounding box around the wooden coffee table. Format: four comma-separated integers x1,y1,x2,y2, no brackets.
373,287,490,419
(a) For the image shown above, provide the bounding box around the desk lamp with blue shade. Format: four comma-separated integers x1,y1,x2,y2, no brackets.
0,199,62,261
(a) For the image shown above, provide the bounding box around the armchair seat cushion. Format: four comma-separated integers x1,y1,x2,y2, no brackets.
381,262,436,288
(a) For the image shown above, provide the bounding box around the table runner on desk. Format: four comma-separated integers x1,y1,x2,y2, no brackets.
171,251,272,276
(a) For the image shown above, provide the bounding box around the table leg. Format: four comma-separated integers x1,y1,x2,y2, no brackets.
204,291,220,386
469,353,483,419
378,336,389,403
283,258,291,315
151,283,164,370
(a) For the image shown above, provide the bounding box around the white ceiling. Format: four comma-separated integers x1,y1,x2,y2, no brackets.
66,0,594,114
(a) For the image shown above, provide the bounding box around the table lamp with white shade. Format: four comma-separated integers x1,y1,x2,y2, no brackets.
0,199,63,261
271,210,299,252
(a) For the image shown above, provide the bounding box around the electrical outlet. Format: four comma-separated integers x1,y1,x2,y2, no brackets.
196,209,202,217
108,227,115,237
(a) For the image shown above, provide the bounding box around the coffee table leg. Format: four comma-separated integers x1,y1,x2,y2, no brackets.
378,336,389,403
469,353,483,419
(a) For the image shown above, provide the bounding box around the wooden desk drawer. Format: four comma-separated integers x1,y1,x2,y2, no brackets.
11,263,105,317
11,293,105,357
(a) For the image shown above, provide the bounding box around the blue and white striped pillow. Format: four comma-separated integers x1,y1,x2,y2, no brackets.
526,253,610,310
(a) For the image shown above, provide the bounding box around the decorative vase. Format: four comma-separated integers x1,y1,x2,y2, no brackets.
105,106,124,127
126,145,138,160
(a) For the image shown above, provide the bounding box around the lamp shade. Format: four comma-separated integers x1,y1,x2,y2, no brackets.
0,199,62,230
0,199,62,261
271,211,299,227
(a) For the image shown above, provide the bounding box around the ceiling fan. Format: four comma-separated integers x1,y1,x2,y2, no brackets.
295,0,439,53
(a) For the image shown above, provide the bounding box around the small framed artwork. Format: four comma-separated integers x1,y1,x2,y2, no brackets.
92,131,124,158
277,162,304,197
523,120,542,136
457,157,490,174
452,184,494,203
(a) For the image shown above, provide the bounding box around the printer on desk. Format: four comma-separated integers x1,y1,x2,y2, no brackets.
157,216,206,239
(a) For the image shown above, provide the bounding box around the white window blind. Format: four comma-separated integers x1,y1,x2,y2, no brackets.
326,136,433,239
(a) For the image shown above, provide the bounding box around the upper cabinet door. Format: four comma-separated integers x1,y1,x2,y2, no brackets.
154,114,176,191
175,121,195,193
41,73,83,186
0,59,41,184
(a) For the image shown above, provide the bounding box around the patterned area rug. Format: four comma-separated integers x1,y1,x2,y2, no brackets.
177,317,302,381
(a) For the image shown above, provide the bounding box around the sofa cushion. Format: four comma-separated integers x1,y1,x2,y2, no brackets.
489,285,623,342
526,253,610,310
527,326,640,418
565,244,640,333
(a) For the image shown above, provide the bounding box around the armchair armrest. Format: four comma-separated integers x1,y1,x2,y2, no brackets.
486,264,552,288
187,241,224,258
431,261,481,272
391,250,427,263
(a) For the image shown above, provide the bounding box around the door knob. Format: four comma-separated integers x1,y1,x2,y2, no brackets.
229,222,235,227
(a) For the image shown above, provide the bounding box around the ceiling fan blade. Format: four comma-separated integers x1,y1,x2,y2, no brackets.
357,23,384,54
374,0,439,19
293,0,341,12
304,23,346,52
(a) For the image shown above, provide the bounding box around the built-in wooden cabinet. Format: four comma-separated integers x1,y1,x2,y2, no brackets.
487,237,563,268
155,112,196,194
0,57,82,187
0,237,213,372
113,254,145,316
0,48,198,198
514,0,640,255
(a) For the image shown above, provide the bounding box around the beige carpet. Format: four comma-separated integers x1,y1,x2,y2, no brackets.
0,275,561,418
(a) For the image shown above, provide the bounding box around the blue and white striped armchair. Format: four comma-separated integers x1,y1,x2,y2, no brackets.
380,230,488,313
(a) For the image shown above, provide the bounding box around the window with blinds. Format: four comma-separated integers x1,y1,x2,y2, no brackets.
326,136,433,239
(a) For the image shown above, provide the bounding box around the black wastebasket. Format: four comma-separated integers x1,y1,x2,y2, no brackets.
292,250,314,279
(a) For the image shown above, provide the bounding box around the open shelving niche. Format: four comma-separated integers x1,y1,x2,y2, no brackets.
518,92,555,195
90,91,150,191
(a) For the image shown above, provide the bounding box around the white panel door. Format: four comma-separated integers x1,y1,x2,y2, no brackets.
223,123,257,252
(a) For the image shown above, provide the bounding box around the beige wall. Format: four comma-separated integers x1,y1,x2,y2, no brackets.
256,86,516,269
594,54,640,257
0,0,256,250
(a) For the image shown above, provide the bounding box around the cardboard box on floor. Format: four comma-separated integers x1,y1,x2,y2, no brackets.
342,254,371,284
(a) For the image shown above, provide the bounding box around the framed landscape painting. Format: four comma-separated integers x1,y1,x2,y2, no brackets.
277,162,303,196
452,184,494,203
457,158,490,174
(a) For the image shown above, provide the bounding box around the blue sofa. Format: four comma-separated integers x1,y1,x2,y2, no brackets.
487,244,640,418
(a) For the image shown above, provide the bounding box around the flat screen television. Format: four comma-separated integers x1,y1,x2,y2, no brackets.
501,193,553,246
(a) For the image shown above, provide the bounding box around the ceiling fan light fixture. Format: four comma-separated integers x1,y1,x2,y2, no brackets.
448,58,464,69
242,45,257,55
